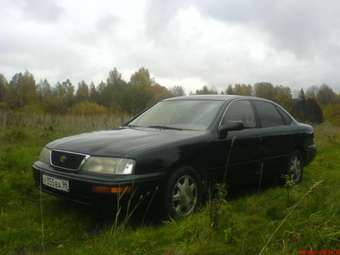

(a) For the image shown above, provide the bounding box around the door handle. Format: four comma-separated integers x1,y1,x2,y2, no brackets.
258,137,265,154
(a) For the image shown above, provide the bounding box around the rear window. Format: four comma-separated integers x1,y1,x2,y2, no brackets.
253,101,284,128
276,107,293,125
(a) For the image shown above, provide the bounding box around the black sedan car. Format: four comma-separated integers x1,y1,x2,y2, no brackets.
33,95,316,218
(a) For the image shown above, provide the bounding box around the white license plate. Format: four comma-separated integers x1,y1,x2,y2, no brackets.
42,175,69,192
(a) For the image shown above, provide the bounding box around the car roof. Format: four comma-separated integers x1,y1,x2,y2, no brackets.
163,94,265,102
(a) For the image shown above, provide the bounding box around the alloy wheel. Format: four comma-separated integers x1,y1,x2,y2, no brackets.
289,155,302,183
172,175,198,217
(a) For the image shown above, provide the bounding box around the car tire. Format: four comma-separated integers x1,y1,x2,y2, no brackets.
162,167,203,219
286,150,304,184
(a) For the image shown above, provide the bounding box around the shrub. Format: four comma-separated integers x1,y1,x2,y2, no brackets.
323,103,340,127
69,101,107,115
292,98,324,124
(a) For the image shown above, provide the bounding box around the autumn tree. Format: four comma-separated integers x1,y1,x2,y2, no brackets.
195,86,218,95
317,84,336,105
89,82,99,102
273,85,292,111
150,83,172,101
99,68,128,112
0,74,8,106
6,71,37,108
37,79,53,103
76,81,89,102
306,85,319,98
298,89,305,101
36,79,57,112
70,101,107,115
225,85,233,95
254,82,276,100
292,88,323,124
230,84,252,96
170,85,185,97
126,68,155,114
96,81,106,105
52,79,75,112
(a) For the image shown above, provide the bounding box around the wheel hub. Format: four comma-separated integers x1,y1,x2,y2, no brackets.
290,156,302,183
172,175,198,217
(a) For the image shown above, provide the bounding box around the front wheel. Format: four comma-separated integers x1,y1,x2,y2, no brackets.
163,167,203,219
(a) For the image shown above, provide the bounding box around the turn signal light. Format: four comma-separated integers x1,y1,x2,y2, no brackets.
92,185,132,194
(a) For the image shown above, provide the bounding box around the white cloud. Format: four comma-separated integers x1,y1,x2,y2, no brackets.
0,0,340,92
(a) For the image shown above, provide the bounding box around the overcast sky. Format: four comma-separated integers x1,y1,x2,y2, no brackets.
1,0,340,92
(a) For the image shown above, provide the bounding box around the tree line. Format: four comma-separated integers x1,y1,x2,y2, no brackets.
196,83,340,124
0,67,339,125
0,68,185,115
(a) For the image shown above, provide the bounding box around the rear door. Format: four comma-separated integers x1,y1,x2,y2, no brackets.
252,100,295,183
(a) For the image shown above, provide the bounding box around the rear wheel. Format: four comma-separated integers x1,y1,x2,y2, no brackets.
287,151,304,184
163,167,202,219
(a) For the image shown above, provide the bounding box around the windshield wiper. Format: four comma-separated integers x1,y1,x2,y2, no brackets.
125,124,141,128
146,125,184,130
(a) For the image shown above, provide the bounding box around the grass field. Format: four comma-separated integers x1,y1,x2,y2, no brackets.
0,112,339,255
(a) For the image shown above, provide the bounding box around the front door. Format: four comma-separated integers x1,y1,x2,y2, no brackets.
213,100,262,188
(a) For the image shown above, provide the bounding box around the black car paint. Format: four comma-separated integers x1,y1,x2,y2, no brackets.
32,95,316,204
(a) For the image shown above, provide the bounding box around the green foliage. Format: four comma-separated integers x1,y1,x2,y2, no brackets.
317,84,336,105
254,82,276,100
225,84,252,96
0,73,8,103
75,81,89,102
170,86,185,97
225,82,294,113
323,103,340,126
284,174,296,206
6,71,37,108
99,68,128,110
1,70,340,126
226,85,233,95
306,86,319,98
195,86,218,95
274,85,293,111
70,101,107,115
292,97,324,124
298,88,306,101
0,68,178,116
207,183,228,230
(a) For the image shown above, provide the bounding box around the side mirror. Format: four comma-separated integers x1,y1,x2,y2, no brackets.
218,121,244,138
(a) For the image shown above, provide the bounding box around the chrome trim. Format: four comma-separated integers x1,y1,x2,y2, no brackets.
49,149,90,172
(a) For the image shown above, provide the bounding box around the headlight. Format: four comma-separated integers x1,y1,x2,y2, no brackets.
39,147,51,164
81,157,135,175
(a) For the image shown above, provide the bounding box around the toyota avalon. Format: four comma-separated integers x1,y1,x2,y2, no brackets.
32,95,316,218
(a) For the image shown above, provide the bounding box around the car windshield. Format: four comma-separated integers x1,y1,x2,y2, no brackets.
128,100,224,131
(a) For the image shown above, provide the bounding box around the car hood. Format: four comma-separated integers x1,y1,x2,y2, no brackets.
47,127,205,157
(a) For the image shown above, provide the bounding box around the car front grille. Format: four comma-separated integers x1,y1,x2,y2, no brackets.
51,150,87,170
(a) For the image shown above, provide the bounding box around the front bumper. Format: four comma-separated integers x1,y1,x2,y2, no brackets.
32,161,164,205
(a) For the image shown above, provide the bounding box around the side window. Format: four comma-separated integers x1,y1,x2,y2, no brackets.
222,100,256,128
253,101,284,127
276,107,293,125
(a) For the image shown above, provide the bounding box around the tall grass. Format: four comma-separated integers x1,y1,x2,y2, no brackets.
0,110,130,133
0,113,340,255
